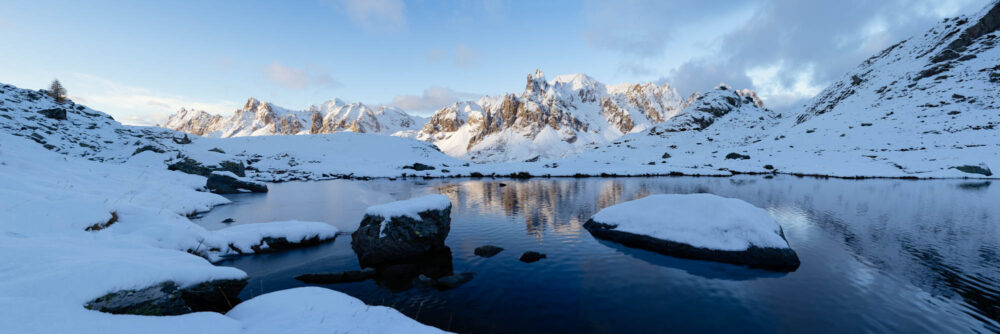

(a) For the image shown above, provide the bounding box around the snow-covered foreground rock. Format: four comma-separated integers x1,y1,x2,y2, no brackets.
352,195,453,266
583,194,800,270
226,287,447,334
0,131,445,332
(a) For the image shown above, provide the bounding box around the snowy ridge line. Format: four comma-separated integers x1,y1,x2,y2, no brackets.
163,96,426,138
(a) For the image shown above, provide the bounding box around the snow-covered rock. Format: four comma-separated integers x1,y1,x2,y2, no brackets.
163,97,425,138
226,287,449,334
351,195,453,266
583,193,800,270
211,221,339,259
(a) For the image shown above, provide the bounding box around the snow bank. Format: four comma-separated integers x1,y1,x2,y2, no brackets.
365,194,452,220
227,287,448,334
209,221,338,260
589,193,791,251
0,131,441,333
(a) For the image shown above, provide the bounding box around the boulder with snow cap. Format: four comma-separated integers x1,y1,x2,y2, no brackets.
351,194,452,267
205,171,268,194
583,193,800,271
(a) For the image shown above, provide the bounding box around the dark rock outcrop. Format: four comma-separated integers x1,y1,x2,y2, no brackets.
38,108,67,120
953,164,993,176
168,157,212,176
583,220,800,271
519,251,546,263
474,245,504,258
351,203,452,267
374,247,454,292
205,173,268,194
85,279,247,315
725,153,751,160
402,162,436,171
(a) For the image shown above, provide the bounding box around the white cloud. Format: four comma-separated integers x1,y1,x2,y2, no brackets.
392,86,478,113
263,61,342,91
330,0,407,31
67,73,238,126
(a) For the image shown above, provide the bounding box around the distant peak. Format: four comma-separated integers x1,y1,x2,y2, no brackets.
243,97,262,109
526,69,549,93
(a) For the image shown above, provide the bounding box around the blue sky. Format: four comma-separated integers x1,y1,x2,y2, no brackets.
0,0,989,125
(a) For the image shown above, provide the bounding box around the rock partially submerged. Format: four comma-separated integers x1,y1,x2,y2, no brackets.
85,278,247,315
519,251,546,263
434,272,475,290
206,171,268,194
583,194,800,271
351,194,452,267
295,268,377,284
207,221,339,260
474,245,504,257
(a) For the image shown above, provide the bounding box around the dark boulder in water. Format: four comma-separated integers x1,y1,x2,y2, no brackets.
434,272,475,290
519,251,546,263
474,245,504,258
351,195,452,267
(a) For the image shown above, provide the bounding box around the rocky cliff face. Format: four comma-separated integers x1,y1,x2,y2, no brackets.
164,97,424,138
417,70,720,162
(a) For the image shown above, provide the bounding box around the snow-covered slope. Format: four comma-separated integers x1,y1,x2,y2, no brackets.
416,70,702,162
767,2,1000,177
163,97,425,138
0,126,447,333
537,2,1000,179
0,83,463,181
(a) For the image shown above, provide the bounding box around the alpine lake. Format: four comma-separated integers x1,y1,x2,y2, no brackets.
195,176,1000,333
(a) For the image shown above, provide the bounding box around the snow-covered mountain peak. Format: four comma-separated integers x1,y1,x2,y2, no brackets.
165,97,425,137
417,70,708,162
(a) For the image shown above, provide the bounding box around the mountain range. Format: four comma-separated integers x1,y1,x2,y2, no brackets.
165,70,766,162
4,1,998,180
163,97,424,138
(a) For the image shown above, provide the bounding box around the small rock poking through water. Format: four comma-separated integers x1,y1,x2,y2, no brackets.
474,245,504,258
519,251,547,263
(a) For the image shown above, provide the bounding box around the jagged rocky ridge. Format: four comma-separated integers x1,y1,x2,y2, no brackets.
164,97,424,137
416,70,713,162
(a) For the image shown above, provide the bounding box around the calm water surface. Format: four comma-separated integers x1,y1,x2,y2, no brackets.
196,176,1000,333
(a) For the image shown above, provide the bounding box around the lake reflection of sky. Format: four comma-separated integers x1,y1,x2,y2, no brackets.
202,176,1000,333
